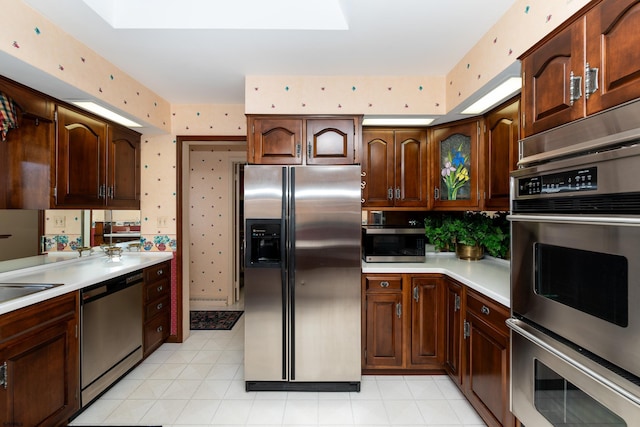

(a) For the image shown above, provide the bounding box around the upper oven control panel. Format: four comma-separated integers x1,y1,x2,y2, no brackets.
518,167,598,196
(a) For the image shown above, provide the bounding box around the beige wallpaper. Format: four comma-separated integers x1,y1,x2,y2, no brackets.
188,148,246,308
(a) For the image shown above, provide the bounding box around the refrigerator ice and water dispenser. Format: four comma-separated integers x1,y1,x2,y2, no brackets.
246,219,282,268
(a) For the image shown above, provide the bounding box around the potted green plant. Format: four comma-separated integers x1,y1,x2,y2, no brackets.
450,211,510,260
424,214,455,252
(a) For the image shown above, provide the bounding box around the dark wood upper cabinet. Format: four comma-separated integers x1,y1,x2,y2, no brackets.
107,126,141,209
361,128,428,209
483,96,520,211
0,76,54,209
55,105,107,208
521,0,640,136
430,119,480,210
585,0,640,114
55,105,140,209
247,115,360,165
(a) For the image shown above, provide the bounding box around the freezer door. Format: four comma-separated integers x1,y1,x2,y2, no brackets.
290,165,362,382
244,165,288,381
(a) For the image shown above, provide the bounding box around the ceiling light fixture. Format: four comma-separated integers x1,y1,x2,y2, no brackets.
362,117,435,126
461,77,522,115
71,101,142,127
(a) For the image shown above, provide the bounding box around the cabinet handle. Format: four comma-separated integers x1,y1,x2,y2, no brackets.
395,187,401,200
157,303,163,310
396,302,402,318
108,186,114,199
307,143,312,159
157,285,163,292
157,269,163,276
380,281,390,288
156,326,163,333
481,305,490,315
569,71,582,106
413,286,419,302
454,294,461,312
434,187,440,200
0,361,6,389
387,188,393,200
296,143,301,158
98,184,106,199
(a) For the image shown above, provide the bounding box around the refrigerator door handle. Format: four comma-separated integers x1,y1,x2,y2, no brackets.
289,167,297,381
280,167,287,380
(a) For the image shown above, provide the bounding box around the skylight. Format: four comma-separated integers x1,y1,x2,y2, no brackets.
81,0,349,30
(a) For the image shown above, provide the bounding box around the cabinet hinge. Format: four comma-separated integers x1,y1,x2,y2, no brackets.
53,187,57,198
454,294,461,312
0,361,7,389
463,320,470,339
396,302,402,319
75,323,78,339
54,110,58,122
413,286,419,302
585,62,599,100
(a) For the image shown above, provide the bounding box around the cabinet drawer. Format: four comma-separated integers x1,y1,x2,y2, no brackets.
466,290,509,335
144,277,170,303
365,276,402,292
144,313,170,351
144,294,170,321
145,261,170,284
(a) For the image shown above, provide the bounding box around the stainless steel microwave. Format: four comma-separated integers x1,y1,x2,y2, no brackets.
361,226,425,262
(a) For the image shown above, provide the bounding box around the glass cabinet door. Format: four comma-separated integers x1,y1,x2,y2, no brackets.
431,119,480,209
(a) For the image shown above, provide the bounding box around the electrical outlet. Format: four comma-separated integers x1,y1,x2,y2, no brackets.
53,216,66,227
157,217,168,228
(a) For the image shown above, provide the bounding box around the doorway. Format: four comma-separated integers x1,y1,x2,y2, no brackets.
176,136,246,341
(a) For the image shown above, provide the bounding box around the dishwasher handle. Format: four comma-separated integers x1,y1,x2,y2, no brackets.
82,271,143,304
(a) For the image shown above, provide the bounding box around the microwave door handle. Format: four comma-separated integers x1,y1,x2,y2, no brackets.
507,319,640,407
508,214,640,227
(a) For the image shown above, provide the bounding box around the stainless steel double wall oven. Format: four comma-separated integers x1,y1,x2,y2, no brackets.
509,99,640,426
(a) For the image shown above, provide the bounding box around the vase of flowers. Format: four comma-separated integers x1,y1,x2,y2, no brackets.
441,143,470,200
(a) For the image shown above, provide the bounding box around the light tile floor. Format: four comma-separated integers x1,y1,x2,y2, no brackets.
70,315,486,426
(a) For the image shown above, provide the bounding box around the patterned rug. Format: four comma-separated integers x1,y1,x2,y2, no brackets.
190,310,243,330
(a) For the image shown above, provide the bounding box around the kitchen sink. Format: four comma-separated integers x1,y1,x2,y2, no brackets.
0,283,64,303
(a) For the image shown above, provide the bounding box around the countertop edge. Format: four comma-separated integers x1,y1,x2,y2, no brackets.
0,252,174,316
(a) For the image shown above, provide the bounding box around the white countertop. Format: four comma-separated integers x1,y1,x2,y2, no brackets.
362,253,511,307
0,252,173,315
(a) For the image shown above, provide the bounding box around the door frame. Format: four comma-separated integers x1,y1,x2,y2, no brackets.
175,135,246,343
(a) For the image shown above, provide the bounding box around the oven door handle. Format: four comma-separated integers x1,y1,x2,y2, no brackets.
507,318,640,407
508,214,640,227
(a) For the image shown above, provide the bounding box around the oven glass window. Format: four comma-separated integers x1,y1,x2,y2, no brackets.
534,243,628,327
534,360,626,426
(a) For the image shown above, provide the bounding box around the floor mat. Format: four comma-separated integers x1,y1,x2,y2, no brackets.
190,310,243,330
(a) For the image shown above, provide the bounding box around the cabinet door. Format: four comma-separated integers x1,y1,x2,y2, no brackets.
55,106,107,207
306,118,355,165
431,120,480,210
249,118,303,164
0,293,79,427
483,96,519,211
364,291,403,368
394,130,428,208
361,129,395,207
464,292,513,427
107,125,141,209
444,279,463,386
521,18,586,136
585,0,640,114
409,275,443,367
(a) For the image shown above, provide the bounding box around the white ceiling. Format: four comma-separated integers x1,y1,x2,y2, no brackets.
20,0,517,108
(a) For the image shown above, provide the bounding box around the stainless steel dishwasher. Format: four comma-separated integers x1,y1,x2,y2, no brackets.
80,270,143,406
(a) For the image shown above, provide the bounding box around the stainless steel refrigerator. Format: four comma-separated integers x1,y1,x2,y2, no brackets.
244,165,361,392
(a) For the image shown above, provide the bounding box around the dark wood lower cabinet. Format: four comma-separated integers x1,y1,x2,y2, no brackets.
143,260,171,357
464,289,515,427
363,273,515,426
0,292,80,427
